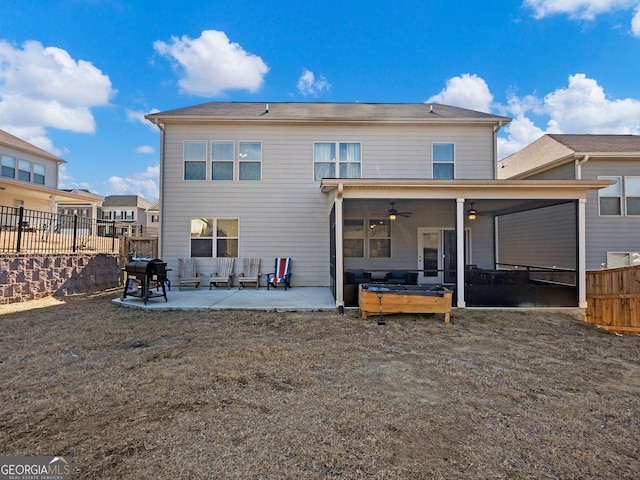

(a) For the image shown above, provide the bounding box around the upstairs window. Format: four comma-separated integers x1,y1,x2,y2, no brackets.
211,141,234,180
184,141,207,180
314,142,361,180
18,159,31,182
1,155,15,178
598,176,622,216
33,164,45,185
239,142,262,180
433,143,455,179
625,176,640,216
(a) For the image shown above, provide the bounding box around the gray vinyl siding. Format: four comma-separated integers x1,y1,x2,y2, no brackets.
468,216,495,268
526,162,576,180
160,123,495,286
496,203,577,269
582,160,640,269
1,145,59,189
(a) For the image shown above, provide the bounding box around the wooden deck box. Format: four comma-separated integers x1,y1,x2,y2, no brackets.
359,284,452,323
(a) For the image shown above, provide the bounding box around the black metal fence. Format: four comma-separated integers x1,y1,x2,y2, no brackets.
0,205,156,254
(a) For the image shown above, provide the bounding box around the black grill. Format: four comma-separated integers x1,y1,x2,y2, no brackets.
121,258,168,304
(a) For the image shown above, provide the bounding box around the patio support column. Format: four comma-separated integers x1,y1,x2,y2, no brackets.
456,198,466,308
335,184,344,308
578,198,587,309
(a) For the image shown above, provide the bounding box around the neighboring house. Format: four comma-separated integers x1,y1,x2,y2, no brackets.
146,200,160,232
498,134,640,271
0,129,103,215
146,102,610,309
99,195,152,236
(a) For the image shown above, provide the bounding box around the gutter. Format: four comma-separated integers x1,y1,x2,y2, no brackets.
575,154,589,180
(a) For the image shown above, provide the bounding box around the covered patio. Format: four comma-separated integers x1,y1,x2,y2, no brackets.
321,178,612,310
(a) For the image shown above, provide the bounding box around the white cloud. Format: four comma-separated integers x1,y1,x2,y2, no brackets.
524,0,637,19
126,108,159,124
297,69,331,97
498,115,546,158
127,108,160,131
523,0,640,36
136,145,155,154
105,165,159,202
0,40,115,148
543,74,640,133
631,5,640,35
497,73,640,157
425,73,494,113
153,30,269,97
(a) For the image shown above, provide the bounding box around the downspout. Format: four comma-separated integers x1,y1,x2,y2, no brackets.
575,154,589,179
335,183,345,310
493,121,504,179
154,118,165,259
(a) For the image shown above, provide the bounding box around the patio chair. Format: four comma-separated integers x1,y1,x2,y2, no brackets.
266,257,292,290
177,258,201,291
238,257,262,289
209,257,236,289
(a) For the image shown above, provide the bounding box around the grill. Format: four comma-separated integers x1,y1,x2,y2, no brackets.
121,257,168,304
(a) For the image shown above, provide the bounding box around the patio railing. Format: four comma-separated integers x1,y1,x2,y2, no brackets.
0,205,155,254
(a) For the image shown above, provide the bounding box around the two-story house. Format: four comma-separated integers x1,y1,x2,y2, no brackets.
146,102,610,309
497,134,640,271
0,129,103,216
99,195,152,236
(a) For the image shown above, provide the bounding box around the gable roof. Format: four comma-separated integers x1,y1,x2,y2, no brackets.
498,134,640,179
146,102,511,126
546,134,640,153
0,129,66,164
102,195,152,209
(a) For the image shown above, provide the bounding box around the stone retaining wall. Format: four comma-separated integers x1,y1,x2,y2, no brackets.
0,253,120,304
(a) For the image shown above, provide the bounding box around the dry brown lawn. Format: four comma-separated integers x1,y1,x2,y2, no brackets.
1,290,639,479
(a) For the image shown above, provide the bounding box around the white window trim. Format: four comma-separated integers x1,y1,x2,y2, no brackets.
238,141,262,181
211,140,235,181
183,140,208,181
598,175,622,216
313,141,362,181
432,142,456,179
367,217,392,259
190,217,239,258
624,176,640,216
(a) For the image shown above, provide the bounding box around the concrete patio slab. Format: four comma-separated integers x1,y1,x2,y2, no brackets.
112,286,336,312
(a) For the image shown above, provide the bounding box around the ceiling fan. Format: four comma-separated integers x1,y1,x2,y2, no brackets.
466,202,489,220
381,201,412,221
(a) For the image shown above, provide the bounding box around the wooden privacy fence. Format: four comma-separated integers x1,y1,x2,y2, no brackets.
585,265,640,334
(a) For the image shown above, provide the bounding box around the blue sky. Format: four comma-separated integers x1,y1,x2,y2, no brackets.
1,0,640,203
